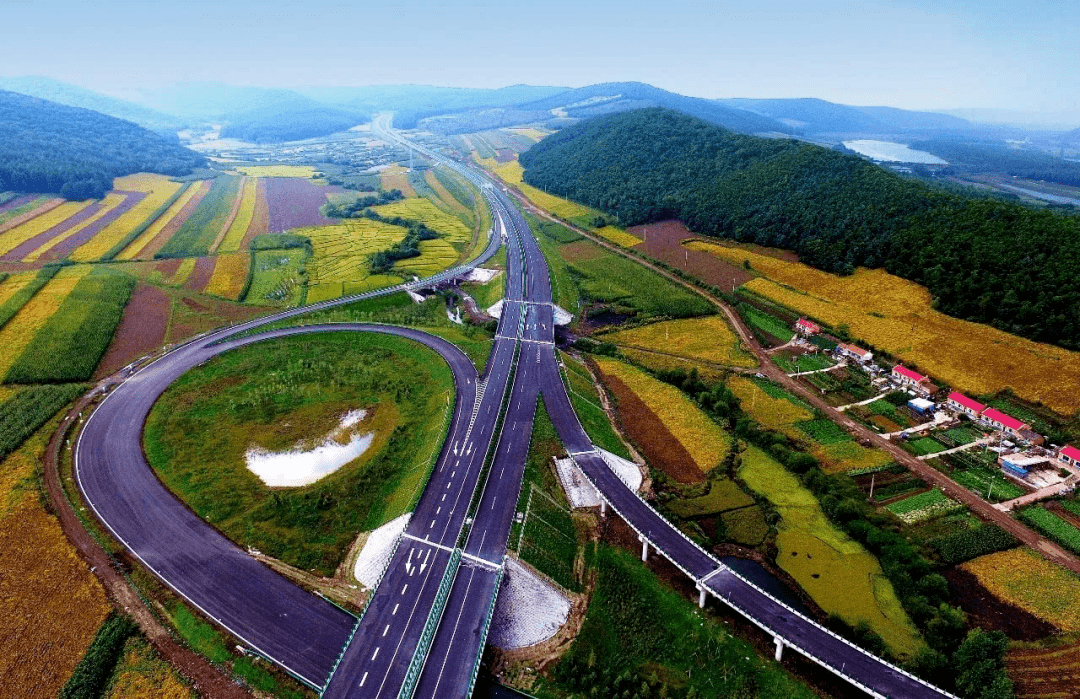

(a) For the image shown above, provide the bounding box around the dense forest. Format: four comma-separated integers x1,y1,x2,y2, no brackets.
918,139,1080,187
220,105,366,143
520,108,1080,349
0,91,203,199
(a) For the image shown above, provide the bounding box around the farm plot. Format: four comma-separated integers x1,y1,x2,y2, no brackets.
689,241,1080,416
265,176,339,232
116,180,208,260
104,635,195,699
236,165,315,178
0,199,102,261
378,165,416,197
212,176,256,253
774,350,835,374
395,237,458,277
0,266,60,329
245,248,308,307
94,282,170,378
0,196,62,234
30,191,151,263
0,419,110,699
372,197,471,248
70,174,182,261
728,376,813,428
559,353,630,459
423,169,472,222
1019,506,1080,554
0,265,91,378
667,478,754,519
304,220,408,302
182,256,216,292
560,239,714,320
963,547,1080,632
795,418,851,445
737,303,794,344
202,252,251,301
903,436,948,456
600,315,756,368
595,357,729,480
592,226,641,248
885,488,963,523
739,445,922,656
5,268,135,383
156,175,241,258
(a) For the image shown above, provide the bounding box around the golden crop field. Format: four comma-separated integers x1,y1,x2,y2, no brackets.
24,193,126,262
0,200,94,257
474,152,597,221
0,266,91,377
106,638,194,699
71,176,183,262
235,165,315,178
379,165,416,197
372,197,472,245
396,238,459,276
476,155,525,184
0,198,64,235
603,316,757,368
0,420,110,699
593,226,642,248
963,548,1080,631
0,271,36,307
216,177,257,253
304,220,408,301
739,445,922,656
509,127,551,141
688,240,1080,415
617,348,728,381
203,252,250,300
594,357,730,473
118,182,203,260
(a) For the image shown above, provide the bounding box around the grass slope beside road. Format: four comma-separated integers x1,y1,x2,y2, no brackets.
144,332,455,576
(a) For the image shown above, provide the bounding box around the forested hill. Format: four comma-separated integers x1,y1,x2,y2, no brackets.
0,91,203,199
519,108,1080,351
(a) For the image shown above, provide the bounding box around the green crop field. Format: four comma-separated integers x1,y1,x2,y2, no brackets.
0,384,85,460
796,418,851,445
775,351,835,373
885,488,963,524
951,466,1025,501
245,248,309,307
904,437,948,456
155,175,241,258
668,479,754,518
1020,506,1080,554
143,332,455,576
4,269,134,384
722,506,770,546
559,353,630,459
738,445,922,656
738,303,794,342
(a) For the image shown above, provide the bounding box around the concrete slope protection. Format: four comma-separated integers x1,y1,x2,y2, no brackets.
75,323,479,688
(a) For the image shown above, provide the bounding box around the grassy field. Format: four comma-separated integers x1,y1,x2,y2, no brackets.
594,357,729,473
667,478,754,518
550,544,821,698
5,268,134,384
465,271,503,310
963,548,1080,631
157,175,242,258
379,165,416,197
691,241,1080,415
245,247,308,307
525,211,580,314
559,352,630,459
600,315,756,368
144,332,455,575
738,445,923,656
1019,506,1080,554
304,219,407,302
103,635,195,699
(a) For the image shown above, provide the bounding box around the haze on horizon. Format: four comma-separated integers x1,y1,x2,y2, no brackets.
2,0,1077,122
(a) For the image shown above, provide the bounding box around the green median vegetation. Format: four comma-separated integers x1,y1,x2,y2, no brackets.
144,332,455,575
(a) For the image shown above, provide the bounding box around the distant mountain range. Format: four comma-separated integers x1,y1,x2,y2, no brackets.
716,97,972,133
0,76,183,133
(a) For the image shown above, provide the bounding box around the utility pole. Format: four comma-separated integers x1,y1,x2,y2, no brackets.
869,473,875,500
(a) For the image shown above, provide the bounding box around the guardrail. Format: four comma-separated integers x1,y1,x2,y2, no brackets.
464,564,505,699
399,548,462,699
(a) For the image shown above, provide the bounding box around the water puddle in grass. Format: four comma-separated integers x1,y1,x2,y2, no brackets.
245,409,373,487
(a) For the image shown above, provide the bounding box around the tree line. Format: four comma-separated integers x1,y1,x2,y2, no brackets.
0,90,203,200
519,108,1080,350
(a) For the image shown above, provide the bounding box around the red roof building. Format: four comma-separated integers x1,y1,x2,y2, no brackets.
795,318,821,335
947,391,986,416
981,408,1027,433
838,343,871,359
892,365,926,384
1060,445,1080,466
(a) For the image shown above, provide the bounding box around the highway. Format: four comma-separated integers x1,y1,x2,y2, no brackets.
74,115,958,699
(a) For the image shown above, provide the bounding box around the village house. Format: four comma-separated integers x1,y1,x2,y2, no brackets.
1059,445,1080,468
837,343,873,363
947,391,986,418
980,408,1029,437
794,318,821,336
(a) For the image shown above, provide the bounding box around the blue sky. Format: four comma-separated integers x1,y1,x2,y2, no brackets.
2,0,1077,115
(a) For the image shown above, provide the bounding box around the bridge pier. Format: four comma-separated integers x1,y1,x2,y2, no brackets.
698,586,706,609
599,499,606,517
774,635,784,662
640,536,649,562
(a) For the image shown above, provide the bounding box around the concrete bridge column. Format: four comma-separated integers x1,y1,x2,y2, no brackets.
599,500,606,517
698,586,707,608
640,536,649,562
774,636,784,662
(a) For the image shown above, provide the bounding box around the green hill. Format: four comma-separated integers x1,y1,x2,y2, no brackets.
0,90,203,199
519,108,1080,350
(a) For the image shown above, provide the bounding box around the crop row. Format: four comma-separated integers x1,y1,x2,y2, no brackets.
156,175,241,258
5,269,135,383
1019,506,1080,554
73,175,183,262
